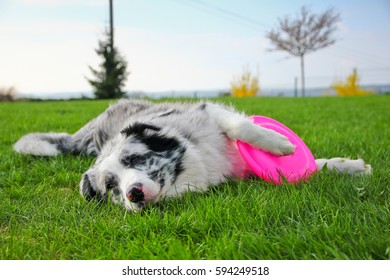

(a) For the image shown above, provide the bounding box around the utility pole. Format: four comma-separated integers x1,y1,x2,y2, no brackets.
300,55,305,97
109,0,114,51
294,77,298,98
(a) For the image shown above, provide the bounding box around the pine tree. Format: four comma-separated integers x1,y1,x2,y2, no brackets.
87,30,129,99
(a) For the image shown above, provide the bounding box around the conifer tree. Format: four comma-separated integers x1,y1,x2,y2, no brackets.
87,30,129,99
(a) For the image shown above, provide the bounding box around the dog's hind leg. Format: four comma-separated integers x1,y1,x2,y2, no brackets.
13,132,73,156
206,103,295,156
315,158,372,175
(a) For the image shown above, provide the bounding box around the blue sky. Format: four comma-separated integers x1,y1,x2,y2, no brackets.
1,0,390,95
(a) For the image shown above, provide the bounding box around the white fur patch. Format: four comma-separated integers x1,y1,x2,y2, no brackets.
315,158,372,175
13,134,60,156
205,103,295,155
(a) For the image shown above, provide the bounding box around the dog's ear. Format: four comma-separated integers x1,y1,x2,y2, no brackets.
120,122,161,138
120,122,180,152
79,169,104,200
139,133,181,152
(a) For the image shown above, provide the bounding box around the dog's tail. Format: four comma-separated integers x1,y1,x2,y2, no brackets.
315,157,372,175
13,132,73,156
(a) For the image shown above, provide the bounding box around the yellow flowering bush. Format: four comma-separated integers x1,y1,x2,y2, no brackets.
231,66,260,97
331,69,373,96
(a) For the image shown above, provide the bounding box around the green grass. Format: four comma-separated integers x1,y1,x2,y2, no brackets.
0,96,389,260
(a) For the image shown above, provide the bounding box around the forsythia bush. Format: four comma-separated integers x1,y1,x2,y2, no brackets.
331,69,373,96
231,66,260,97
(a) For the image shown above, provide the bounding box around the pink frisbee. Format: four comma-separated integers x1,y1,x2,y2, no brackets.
237,116,317,184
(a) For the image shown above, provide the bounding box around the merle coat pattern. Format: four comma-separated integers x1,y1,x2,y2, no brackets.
14,100,372,212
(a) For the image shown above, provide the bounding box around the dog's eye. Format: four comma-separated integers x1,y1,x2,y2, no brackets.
105,177,118,190
106,181,115,190
121,154,146,168
104,172,119,190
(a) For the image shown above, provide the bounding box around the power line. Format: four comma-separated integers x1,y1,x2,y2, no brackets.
172,0,390,84
176,1,390,66
177,0,270,31
321,47,390,69
331,46,390,66
335,45,390,63
359,67,390,72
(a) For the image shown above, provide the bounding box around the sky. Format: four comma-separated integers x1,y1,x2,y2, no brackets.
1,0,390,96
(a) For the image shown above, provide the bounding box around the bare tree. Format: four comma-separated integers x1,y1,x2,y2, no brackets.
266,6,340,97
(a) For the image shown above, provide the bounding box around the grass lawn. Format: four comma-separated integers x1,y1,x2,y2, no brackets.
0,96,389,260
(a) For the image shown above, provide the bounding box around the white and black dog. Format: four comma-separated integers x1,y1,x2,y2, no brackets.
14,100,371,212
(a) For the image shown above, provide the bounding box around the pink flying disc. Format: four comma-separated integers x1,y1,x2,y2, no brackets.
237,116,317,184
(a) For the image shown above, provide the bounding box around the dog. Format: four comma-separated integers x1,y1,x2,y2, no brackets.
13,99,372,212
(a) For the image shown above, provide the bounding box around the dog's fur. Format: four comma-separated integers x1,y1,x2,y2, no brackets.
14,100,372,212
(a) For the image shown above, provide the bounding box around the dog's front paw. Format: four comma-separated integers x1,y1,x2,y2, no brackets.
235,121,295,156
247,127,295,156
265,133,295,156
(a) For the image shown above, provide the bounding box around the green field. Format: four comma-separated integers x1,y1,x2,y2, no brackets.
0,96,389,259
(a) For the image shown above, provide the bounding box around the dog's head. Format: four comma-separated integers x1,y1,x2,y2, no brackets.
79,122,187,212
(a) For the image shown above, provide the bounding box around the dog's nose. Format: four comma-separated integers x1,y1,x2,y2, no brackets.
127,182,144,203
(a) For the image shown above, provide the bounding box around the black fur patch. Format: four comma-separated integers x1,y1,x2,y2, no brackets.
121,122,161,137
141,134,181,153
157,109,181,118
121,122,181,153
81,173,97,200
112,188,121,196
42,135,72,153
148,170,166,189
94,128,109,151
198,103,207,110
158,178,166,189
121,153,149,168
171,148,185,183
104,172,119,190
